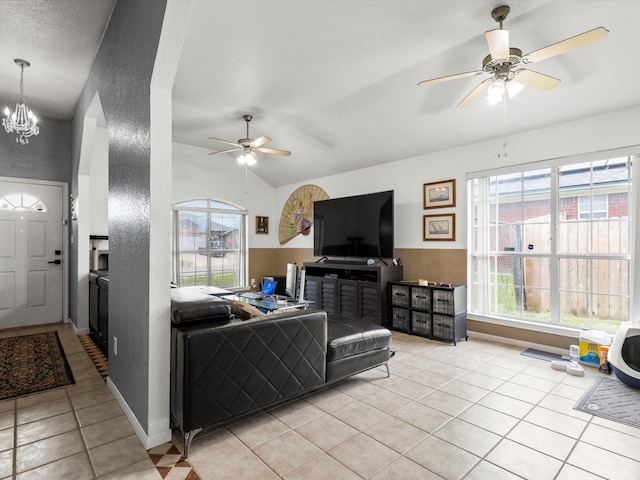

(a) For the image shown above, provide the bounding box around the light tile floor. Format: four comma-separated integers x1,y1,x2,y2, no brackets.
2,323,640,479
0,323,161,479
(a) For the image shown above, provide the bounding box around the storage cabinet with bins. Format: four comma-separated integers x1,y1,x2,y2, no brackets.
389,282,467,345
303,262,403,324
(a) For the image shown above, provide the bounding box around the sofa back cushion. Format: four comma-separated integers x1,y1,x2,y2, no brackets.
171,288,231,326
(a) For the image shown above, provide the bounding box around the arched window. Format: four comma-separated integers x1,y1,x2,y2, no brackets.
0,193,48,212
172,199,248,288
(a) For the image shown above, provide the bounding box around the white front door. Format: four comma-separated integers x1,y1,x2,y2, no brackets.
0,180,64,329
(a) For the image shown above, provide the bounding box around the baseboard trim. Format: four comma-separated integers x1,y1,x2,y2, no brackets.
68,319,90,335
467,330,567,356
106,378,172,450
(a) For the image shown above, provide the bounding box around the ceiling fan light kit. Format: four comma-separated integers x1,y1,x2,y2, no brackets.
237,152,256,166
418,5,609,107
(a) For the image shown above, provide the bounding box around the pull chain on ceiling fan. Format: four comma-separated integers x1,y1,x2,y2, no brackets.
418,5,609,107
208,114,291,165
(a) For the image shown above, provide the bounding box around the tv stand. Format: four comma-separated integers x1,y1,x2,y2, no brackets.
303,261,402,324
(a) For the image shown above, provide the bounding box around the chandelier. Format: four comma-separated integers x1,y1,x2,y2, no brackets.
3,59,39,145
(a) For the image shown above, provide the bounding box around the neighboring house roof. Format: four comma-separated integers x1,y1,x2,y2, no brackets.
489,161,629,196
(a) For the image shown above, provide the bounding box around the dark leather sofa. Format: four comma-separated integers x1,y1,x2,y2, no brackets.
170,288,392,458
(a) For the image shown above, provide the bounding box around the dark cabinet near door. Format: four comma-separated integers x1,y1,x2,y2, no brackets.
389,282,467,345
89,270,109,356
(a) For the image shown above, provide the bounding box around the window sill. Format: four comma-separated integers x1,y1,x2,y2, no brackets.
467,313,584,339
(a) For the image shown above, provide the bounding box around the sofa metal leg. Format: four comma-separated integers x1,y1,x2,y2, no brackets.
384,362,390,378
184,427,203,460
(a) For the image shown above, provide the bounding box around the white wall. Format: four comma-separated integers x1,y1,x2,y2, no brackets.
89,126,109,237
171,105,640,317
275,104,640,252
172,105,640,255
172,142,280,248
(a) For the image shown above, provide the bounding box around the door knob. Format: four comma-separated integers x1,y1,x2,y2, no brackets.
48,260,62,265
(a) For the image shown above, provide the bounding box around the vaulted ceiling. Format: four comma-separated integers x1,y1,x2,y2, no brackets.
2,1,639,186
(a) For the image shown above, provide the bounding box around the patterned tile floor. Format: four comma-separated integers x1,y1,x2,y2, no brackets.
78,335,109,380
78,333,202,480
148,442,201,480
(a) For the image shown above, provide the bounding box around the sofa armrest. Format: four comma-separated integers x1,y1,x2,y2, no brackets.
171,288,232,326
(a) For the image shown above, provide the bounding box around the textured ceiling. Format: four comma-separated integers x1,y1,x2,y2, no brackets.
0,0,116,119
2,1,639,187
173,0,640,186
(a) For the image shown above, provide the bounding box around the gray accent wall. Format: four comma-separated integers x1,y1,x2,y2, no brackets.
70,0,167,433
0,116,71,184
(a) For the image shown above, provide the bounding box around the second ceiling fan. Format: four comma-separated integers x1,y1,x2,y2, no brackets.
418,5,608,107
209,114,291,165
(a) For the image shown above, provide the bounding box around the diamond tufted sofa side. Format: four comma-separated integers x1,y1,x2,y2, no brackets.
171,303,327,458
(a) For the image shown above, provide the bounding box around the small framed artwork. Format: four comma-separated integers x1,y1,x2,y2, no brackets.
423,179,456,209
423,213,455,241
256,216,269,234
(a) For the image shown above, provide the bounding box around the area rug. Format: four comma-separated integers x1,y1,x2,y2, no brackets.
574,376,640,429
0,331,75,400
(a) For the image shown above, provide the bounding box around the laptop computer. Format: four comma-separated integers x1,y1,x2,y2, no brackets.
241,280,277,299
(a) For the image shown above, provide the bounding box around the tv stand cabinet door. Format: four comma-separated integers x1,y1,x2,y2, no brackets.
305,275,337,315
360,282,381,323
338,279,358,319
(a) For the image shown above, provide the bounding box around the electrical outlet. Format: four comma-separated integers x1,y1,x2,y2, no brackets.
113,337,118,356
250,278,256,286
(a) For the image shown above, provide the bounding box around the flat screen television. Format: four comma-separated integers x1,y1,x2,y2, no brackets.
313,190,394,259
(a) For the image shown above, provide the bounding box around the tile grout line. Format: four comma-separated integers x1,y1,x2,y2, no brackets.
12,400,17,480
67,387,99,479
76,334,203,479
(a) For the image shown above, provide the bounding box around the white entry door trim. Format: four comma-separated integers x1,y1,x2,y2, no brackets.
0,176,68,329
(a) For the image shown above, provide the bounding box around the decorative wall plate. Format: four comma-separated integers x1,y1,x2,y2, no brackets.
278,184,329,245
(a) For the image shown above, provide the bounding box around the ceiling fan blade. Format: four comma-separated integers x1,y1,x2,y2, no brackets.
256,147,292,156
208,137,242,148
250,136,272,148
208,147,242,156
418,70,484,86
485,28,510,60
514,69,560,90
523,27,609,64
457,78,493,108
251,151,259,162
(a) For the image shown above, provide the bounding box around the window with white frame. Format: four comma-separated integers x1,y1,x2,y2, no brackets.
578,194,608,219
172,199,248,288
468,156,633,332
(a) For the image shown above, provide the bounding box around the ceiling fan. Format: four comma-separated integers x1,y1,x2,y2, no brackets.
209,114,291,165
418,5,608,107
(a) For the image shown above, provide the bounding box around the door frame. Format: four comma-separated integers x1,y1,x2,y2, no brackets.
0,176,69,326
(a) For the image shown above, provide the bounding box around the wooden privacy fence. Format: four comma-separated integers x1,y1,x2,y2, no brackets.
521,218,629,320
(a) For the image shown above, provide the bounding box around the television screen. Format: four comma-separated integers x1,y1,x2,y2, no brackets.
313,190,394,259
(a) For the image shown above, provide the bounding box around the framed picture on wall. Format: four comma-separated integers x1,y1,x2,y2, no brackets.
256,216,269,234
423,213,455,241
423,179,456,209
